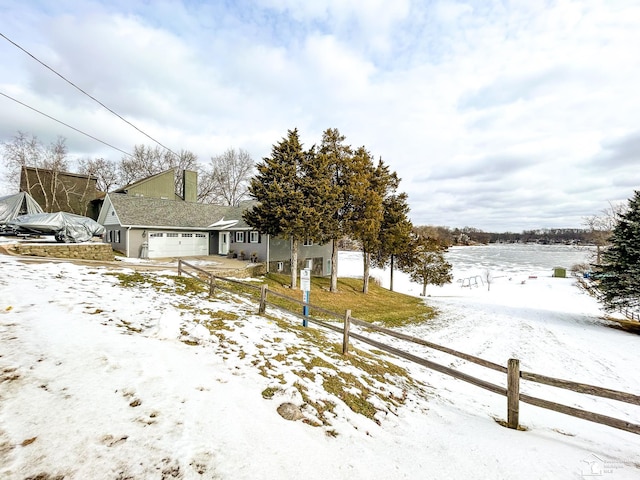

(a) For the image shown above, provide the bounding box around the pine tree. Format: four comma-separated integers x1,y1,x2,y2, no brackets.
348,148,381,294
400,235,453,296
373,191,413,291
595,190,640,310
317,128,353,293
243,129,311,288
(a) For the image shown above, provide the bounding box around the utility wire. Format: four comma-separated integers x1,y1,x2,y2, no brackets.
0,91,133,158
0,32,180,158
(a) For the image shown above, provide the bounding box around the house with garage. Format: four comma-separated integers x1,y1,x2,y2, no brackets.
97,170,332,276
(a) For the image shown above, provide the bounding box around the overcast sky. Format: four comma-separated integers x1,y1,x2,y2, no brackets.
1,0,639,231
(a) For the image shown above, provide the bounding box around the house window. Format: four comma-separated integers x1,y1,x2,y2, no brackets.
195,233,206,238
277,261,284,272
303,238,314,246
114,230,120,243
167,233,178,238
250,231,259,243
150,232,163,238
305,259,313,270
235,231,245,243
182,233,193,237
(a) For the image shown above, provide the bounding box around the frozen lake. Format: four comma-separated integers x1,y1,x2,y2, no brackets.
444,243,594,275
339,243,596,296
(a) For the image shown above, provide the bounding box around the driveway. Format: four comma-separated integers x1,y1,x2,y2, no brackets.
0,240,253,274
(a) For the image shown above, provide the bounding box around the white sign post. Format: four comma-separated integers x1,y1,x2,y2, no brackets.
300,268,311,327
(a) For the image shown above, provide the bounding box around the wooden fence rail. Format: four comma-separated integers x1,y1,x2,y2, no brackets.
520,371,640,405
176,260,640,435
580,278,640,322
349,317,507,373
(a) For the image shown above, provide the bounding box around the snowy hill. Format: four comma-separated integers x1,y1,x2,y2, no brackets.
1,252,639,479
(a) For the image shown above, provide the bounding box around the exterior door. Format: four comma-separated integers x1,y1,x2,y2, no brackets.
219,232,229,255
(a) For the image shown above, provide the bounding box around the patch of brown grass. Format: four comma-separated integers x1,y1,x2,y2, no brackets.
263,273,435,327
602,317,640,334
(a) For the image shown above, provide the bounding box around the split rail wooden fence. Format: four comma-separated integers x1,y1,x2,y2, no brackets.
578,276,640,322
178,260,640,435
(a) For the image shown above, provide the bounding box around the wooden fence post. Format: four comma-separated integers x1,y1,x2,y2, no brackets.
342,309,351,355
507,358,520,429
208,274,215,297
178,260,182,276
258,285,268,314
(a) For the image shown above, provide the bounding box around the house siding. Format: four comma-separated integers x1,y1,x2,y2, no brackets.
268,236,331,276
120,170,178,200
20,167,101,218
105,227,126,254
128,229,146,258
228,229,268,261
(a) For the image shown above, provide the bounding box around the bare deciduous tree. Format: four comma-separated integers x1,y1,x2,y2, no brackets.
2,131,46,188
583,202,626,265
77,157,119,192
204,148,254,206
1,132,79,212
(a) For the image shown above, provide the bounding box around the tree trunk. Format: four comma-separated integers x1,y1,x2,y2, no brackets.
390,254,395,292
330,238,338,293
422,281,427,297
362,251,370,294
290,237,298,289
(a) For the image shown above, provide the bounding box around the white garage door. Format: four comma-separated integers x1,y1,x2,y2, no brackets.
147,231,208,258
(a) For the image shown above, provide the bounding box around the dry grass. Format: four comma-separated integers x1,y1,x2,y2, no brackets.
262,273,436,327
602,317,640,334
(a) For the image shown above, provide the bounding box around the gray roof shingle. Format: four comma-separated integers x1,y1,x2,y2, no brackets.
109,194,255,229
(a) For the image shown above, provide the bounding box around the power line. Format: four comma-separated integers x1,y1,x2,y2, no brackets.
0,91,133,158
0,32,181,158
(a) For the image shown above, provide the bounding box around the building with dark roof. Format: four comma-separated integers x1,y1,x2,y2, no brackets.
97,171,332,276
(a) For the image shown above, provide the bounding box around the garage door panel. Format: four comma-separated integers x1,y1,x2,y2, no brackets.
147,231,208,258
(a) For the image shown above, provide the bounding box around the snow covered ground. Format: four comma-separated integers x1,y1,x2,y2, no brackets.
1,246,639,479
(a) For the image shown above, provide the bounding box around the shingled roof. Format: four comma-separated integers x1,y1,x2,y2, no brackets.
108,194,255,229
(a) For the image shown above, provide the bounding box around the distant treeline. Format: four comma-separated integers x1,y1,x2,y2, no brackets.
412,226,598,247
338,226,599,251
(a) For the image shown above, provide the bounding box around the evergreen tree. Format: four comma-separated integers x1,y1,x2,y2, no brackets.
595,190,640,310
373,191,413,291
400,235,453,296
318,128,354,293
348,148,381,294
243,129,312,288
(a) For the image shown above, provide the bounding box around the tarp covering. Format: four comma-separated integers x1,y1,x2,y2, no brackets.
0,192,44,224
9,212,106,243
